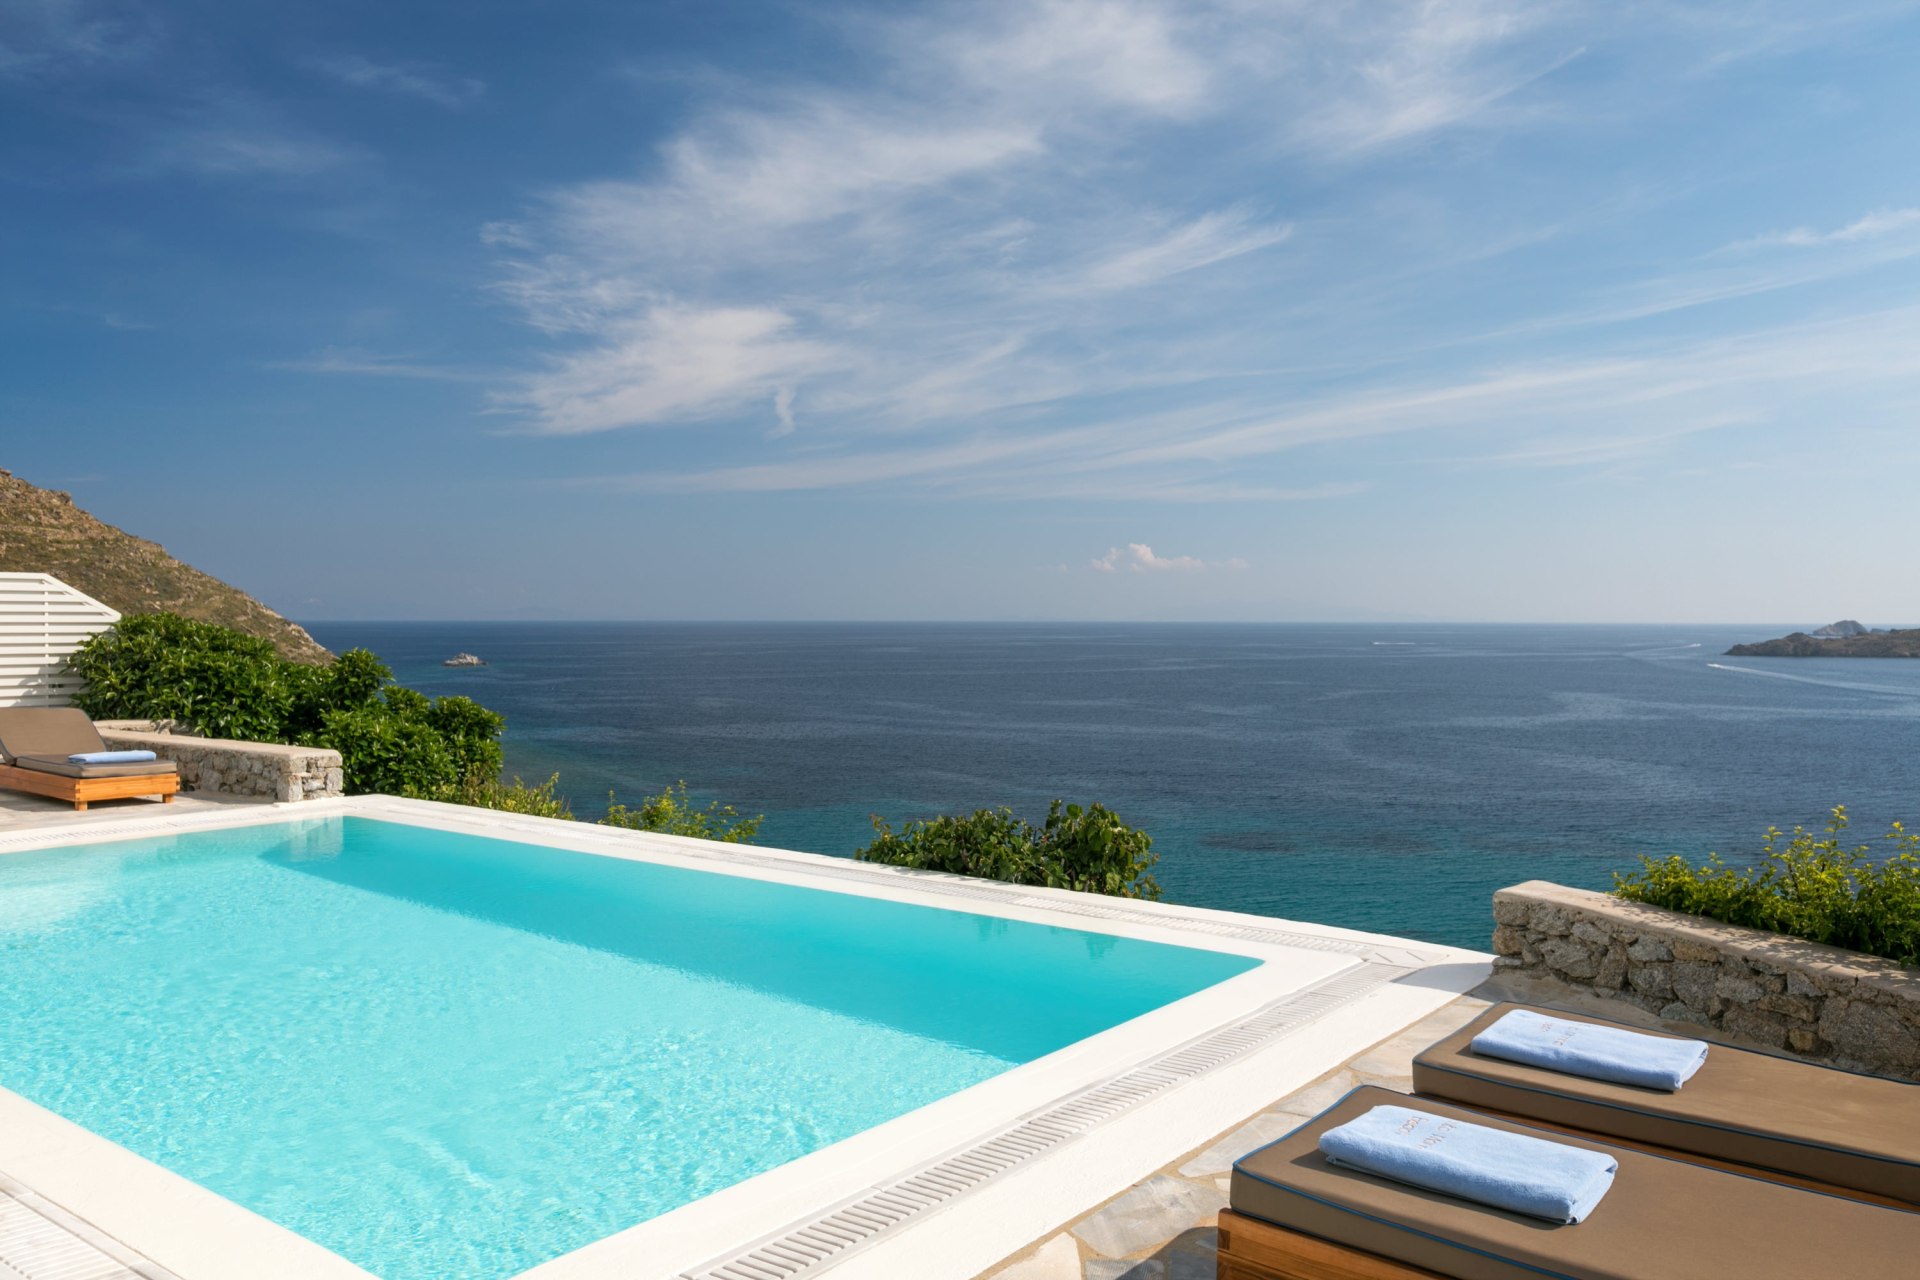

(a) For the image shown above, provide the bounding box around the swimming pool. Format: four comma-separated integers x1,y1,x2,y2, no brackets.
0,813,1266,1279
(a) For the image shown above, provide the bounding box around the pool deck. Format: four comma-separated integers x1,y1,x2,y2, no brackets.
0,788,272,830
0,796,1494,1280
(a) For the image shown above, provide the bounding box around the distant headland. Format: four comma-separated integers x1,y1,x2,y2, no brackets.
1726,621,1920,658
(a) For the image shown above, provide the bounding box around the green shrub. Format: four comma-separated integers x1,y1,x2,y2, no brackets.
311,699,461,798
450,773,575,819
600,781,764,843
68,612,503,801
67,612,294,740
1613,807,1920,965
285,648,393,739
856,800,1160,900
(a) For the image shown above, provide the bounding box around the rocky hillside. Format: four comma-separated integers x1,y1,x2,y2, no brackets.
1726,628,1920,657
0,468,332,664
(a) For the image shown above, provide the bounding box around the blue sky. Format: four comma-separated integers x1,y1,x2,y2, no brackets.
5,0,1919,623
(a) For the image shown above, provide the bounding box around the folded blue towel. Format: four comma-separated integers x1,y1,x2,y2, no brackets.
1319,1104,1616,1223
1471,1009,1709,1091
67,750,159,765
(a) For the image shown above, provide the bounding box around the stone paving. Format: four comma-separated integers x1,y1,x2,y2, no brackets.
974,993,1497,1280
0,787,267,832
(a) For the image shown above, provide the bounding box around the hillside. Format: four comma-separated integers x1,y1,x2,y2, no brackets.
0,468,332,664
1726,628,1920,658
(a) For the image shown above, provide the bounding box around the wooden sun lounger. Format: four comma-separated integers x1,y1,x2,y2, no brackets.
0,708,178,810
1222,1086,1920,1280
1411,1002,1920,1207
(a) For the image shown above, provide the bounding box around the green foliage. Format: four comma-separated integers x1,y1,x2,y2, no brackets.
285,648,393,739
1614,807,1920,966
600,781,764,843
856,800,1161,900
450,773,575,819
312,700,460,798
422,695,505,785
68,612,503,801
67,612,293,740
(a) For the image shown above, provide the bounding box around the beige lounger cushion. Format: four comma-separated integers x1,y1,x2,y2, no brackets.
9,754,179,779
0,707,111,763
1230,1086,1920,1280
1412,1002,1920,1203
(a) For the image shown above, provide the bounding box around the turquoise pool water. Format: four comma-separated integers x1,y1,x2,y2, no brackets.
0,817,1257,1279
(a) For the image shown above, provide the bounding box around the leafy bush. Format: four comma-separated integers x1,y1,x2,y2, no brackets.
68,612,503,800
312,700,461,797
67,612,294,740
1613,807,1920,965
451,773,575,819
601,781,764,843
856,800,1160,900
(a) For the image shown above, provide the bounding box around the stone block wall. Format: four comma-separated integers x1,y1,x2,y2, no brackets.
94,721,343,803
1493,880,1920,1080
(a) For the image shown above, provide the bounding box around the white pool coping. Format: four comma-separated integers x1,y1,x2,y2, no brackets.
0,796,1491,1280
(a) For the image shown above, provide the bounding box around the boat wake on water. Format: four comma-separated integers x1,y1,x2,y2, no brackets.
1706,662,1920,698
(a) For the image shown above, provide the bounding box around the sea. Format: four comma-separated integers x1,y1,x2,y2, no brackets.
302,623,1920,951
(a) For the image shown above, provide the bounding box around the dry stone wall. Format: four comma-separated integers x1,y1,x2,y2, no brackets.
1493,880,1920,1080
95,721,343,803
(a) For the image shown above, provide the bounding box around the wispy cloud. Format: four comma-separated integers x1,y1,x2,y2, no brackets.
505,305,844,434
268,347,486,381
480,0,1920,508
1072,208,1293,292
127,91,359,180
1092,543,1247,572
147,127,351,177
1738,206,1920,249
0,0,155,80
308,54,484,109
1279,2,1585,152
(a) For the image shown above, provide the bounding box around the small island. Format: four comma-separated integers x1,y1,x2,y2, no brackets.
442,652,488,667
1726,622,1920,658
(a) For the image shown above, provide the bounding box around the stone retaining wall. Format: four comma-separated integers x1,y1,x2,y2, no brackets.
1493,880,1920,1080
94,721,343,803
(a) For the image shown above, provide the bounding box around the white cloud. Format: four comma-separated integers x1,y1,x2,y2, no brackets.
590,304,1920,497
924,0,1213,116
489,1,1615,440
482,0,1920,506
501,304,843,435
1073,208,1292,292
309,54,484,109
1092,543,1246,572
1278,2,1584,152
268,347,485,381
1741,207,1920,249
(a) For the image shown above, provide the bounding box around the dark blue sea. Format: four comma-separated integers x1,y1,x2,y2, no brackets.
301,623,1920,951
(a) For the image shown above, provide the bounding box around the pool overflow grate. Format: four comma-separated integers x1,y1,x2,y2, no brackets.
0,1176,182,1280
677,963,1406,1280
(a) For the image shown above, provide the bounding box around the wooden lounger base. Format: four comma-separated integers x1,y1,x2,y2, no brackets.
0,763,178,811
1427,1098,1916,1212
1217,1211,1446,1280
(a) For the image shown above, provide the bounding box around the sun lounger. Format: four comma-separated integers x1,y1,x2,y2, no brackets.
0,707,178,810
1221,1085,1920,1280
1412,1002,1920,1206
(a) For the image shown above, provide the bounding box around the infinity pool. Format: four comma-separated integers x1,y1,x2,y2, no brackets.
0,816,1258,1279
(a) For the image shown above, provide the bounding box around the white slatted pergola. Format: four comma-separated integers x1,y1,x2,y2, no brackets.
0,572,120,708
